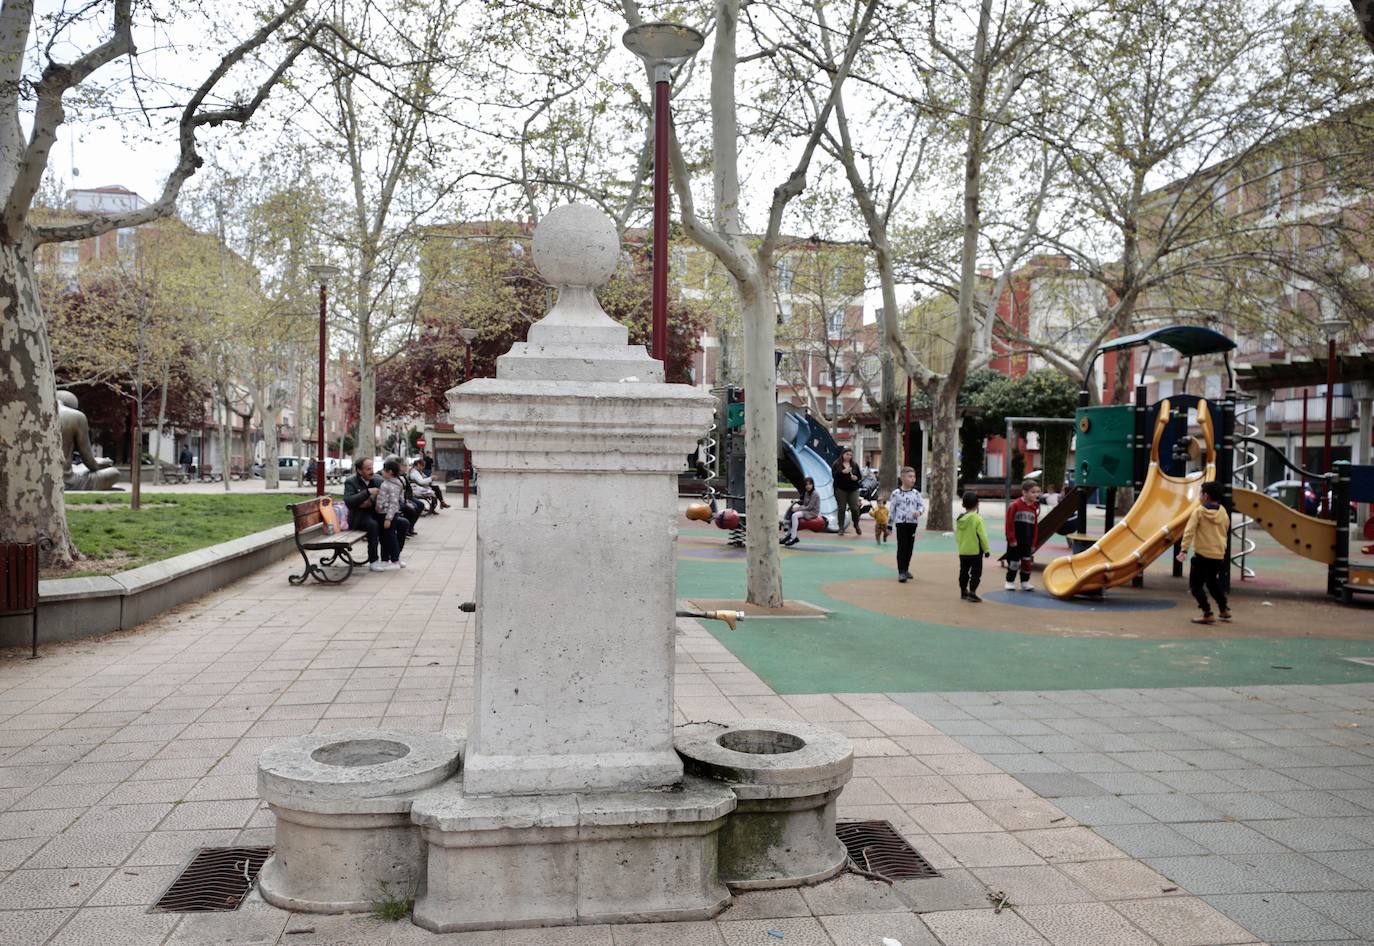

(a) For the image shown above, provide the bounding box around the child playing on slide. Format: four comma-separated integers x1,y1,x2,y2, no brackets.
1177,481,1231,625
1003,479,1041,591
955,491,991,602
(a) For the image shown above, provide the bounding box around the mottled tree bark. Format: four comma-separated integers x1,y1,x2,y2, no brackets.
0,241,76,563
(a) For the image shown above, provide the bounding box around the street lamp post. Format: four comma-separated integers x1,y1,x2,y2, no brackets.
1319,316,1349,516
459,327,478,508
623,22,704,366
307,264,340,499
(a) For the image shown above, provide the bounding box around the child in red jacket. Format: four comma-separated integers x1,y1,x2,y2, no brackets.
1003,480,1041,591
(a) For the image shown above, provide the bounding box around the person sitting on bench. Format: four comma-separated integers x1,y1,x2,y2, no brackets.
344,456,409,572
409,456,449,512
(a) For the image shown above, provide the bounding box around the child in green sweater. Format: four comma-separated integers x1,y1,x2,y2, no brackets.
955,491,991,602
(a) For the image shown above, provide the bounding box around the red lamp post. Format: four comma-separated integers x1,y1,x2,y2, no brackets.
623,22,704,366
459,327,478,508
307,264,340,499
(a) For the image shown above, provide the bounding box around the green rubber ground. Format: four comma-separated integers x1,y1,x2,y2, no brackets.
677,529,1374,694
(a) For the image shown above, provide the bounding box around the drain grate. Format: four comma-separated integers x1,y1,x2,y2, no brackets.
837,821,939,880
150,847,272,913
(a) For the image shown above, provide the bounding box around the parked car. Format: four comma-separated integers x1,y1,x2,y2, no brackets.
253,456,306,479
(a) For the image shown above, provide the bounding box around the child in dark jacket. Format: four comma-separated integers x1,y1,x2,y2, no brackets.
1003,480,1041,591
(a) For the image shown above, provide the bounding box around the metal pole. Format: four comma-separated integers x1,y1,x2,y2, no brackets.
317,281,327,499
1301,386,1309,499
1322,336,1336,516
463,341,473,509
651,75,670,365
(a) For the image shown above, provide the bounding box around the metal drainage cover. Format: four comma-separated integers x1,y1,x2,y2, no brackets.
837,820,940,880
1344,657,1374,668
150,847,272,913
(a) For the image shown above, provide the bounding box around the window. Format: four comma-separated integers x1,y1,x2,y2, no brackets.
116,228,135,253
827,309,844,338
1266,161,1282,214
1204,374,1222,400
1325,153,1345,198
59,242,79,263
776,256,794,292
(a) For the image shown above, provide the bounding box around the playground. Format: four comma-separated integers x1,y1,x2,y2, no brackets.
678,505,1374,694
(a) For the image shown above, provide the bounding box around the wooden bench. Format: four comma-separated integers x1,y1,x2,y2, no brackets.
159,463,190,485
1,543,39,658
197,464,223,483
287,499,366,585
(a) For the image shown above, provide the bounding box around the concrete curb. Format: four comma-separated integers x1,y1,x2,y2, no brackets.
0,523,297,648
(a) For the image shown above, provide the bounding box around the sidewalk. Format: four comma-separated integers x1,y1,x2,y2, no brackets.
0,508,1297,945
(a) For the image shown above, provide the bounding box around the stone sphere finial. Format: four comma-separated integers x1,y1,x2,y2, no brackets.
533,203,620,288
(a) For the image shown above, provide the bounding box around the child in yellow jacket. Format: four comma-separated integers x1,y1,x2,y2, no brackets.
1177,481,1231,625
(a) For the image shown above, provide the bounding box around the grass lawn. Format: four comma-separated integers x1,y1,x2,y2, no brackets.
54,492,326,577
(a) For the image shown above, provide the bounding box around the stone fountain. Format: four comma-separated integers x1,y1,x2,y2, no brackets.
256,204,852,932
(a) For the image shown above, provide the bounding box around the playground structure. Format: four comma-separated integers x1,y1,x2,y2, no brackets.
1046,326,1374,604
685,395,867,543
1043,398,1214,598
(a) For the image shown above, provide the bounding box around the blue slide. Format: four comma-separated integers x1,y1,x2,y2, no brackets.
778,403,841,530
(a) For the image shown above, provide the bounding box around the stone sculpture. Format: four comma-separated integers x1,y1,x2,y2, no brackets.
57,391,120,490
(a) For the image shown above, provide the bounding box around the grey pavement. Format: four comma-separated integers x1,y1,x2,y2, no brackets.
0,506,1289,945
894,686,1374,945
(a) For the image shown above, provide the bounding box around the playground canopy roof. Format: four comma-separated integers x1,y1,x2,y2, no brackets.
1099,325,1237,357
1236,352,1374,391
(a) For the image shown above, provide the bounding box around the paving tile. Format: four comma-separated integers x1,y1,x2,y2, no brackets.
1204,893,1355,943
1092,823,1208,858
716,887,810,920
0,907,74,946
609,920,725,946
0,866,113,908
718,917,830,946
1249,817,1374,852
1113,896,1259,946
979,753,1067,774
1117,793,1226,824
1016,902,1156,946
1220,852,1364,892
972,798,1074,831
818,911,939,946
1057,856,1183,900
799,874,908,915
27,831,146,869
896,867,993,912
1143,854,1278,895
930,832,1044,868
86,864,179,906
969,864,1096,904
1150,770,1246,794
164,894,292,945
920,908,1051,946
1294,892,1374,939
1079,772,1174,795
1013,827,1124,862
941,774,1035,801
1311,849,1374,887
904,803,1003,834
1010,774,1101,798
1045,795,1150,826
876,776,964,805
1168,821,1290,854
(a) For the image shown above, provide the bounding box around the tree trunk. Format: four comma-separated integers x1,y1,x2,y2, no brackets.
0,241,77,565
357,357,376,463
926,380,960,531
219,400,233,492
262,389,280,490
152,363,168,486
742,279,783,608
878,343,899,492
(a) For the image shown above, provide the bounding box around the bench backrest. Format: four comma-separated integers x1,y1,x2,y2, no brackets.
288,499,324,533
0,543,38,612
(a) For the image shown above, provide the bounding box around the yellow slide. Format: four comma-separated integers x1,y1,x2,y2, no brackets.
1044,399,1214,598
1232,487,1336,565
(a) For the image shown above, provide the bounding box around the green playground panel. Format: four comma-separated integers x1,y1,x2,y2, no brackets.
1075,405,1136,488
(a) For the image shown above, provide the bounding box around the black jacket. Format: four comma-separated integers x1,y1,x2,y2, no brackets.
343,473,381,511
831,458,863,492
